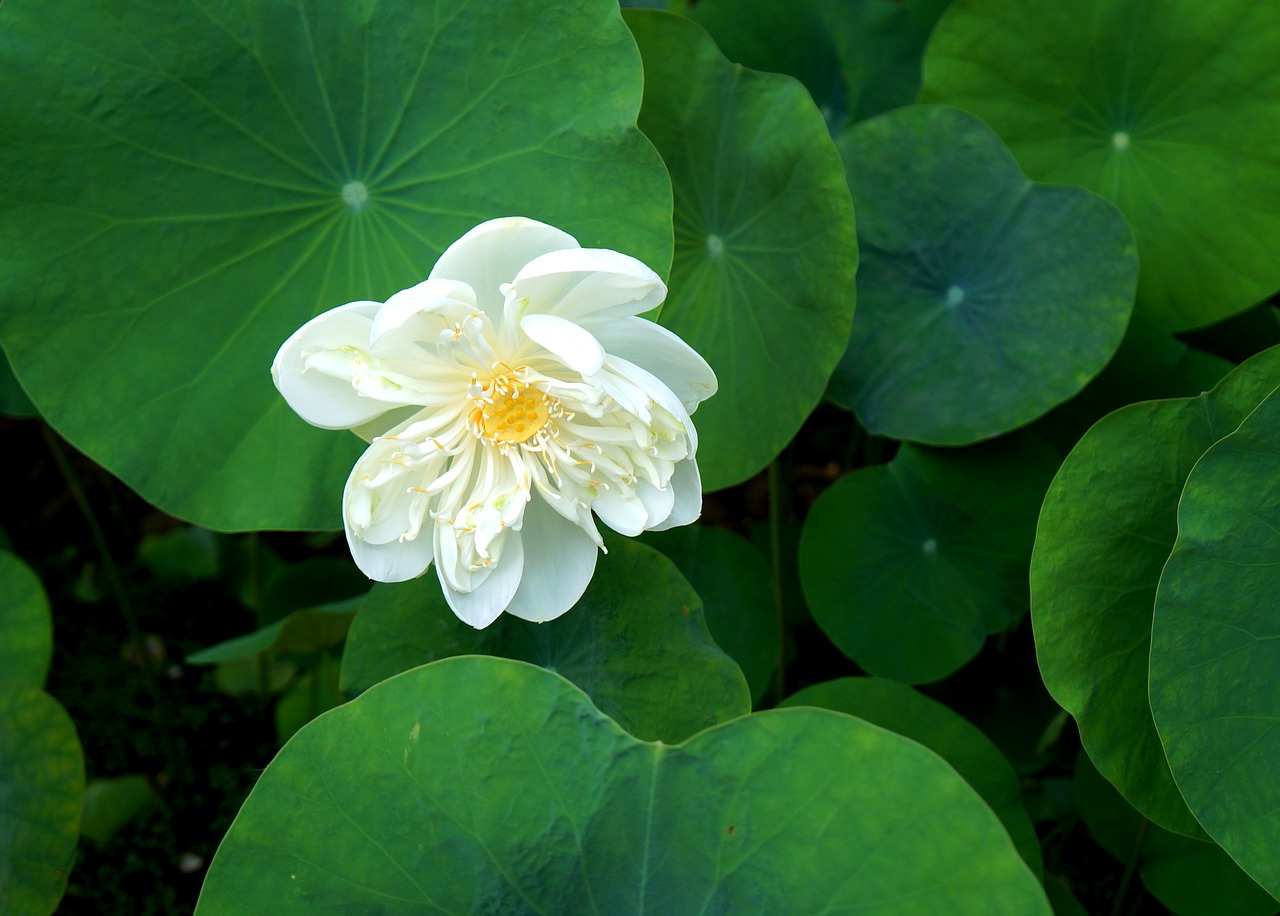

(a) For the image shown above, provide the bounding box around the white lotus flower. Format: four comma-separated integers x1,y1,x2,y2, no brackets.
272,217,716,628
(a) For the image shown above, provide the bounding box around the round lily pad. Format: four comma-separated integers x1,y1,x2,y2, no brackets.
626,10,858,489
1150,386,1280,899
799,433,1059,683
0,0,671,530
0,551,52,691
1031,345,1280,838
782,677,1042,876
829,104,1136,445
197,656,1050,914
0,688,84,916
340,539,750,744
922,0,1280,330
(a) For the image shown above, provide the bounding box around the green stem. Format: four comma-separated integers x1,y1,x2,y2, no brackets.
767,457,787,704
1111,816,1150,916
42,424,178,766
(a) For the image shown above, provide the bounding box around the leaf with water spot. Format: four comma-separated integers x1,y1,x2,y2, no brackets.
0,0,671,530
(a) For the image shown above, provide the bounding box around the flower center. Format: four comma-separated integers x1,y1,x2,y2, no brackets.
475,375,552,445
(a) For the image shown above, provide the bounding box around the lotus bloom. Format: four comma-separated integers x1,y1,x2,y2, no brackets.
272,217,716,627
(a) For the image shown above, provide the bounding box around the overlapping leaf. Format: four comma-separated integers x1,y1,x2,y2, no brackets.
197,656,1050,914
922,0,1280,330
1031,346,1280,837
340,539,749,744
0,0,671,530
1150,386,1280,898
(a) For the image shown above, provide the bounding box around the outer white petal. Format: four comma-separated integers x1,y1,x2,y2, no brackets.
440,532,525,629
592,486,649,537
370,278,476,349
590,317,718,412
428,217,579,321
511,248,666,324
272,300,399,430
519,313,605,376
504,495,599,622
634,478,676,531
646,457,703,532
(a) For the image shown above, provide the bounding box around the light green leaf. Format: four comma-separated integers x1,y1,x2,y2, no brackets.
197,656,1050,914
782,677,1042,877
0,688,84,916
0,551,52,691
81,775,158,845
187,604,356,665
1150,386,1280,898
800,434,1058,683
1074,752,1278,916
921,0,1280,330
340,539,749,744
1031,346,1280,838
0,0,671,530
829,104,1136,445
640,525,777,702
627,10,858,489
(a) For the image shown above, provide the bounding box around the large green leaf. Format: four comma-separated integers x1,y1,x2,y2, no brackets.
0,551,52,691
676,0,953,132
640,525,777,703
197,656,1050,914
340,539,749,744
0,0,671,531
1074,752,1278,916
800,434,1058,683
1150,386,1280,898
626,10,858,489
921,0,1280,331
828,104,1136,445
0,688,84,916
1031,346,1280,838
782,677,1042,877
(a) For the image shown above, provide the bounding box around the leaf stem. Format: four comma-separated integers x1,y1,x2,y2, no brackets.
767,456,787,704
1111,816,1150,916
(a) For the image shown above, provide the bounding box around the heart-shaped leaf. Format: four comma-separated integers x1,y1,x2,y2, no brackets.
800,434,1058,683
829,104,1136,445
197,656,1049,913
0,0,671,530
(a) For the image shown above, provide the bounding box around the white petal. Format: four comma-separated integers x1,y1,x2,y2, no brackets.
646,458,702,532
504,495,599,622
635,478,676,530
370,278,476,349
440,532,525,629
272,300,400,429
519,313,606,376
511,248,666,324
590,317,718,412
429,217,579,321
346,530,434,583
592,485,649,537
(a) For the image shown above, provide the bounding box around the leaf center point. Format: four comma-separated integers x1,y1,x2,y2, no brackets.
341,181,370,210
